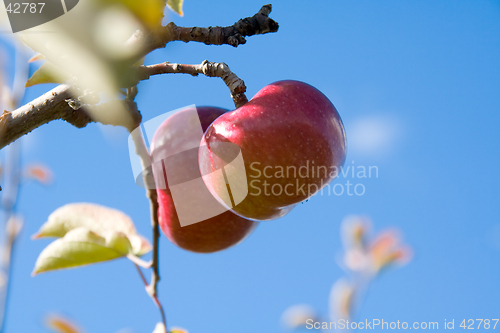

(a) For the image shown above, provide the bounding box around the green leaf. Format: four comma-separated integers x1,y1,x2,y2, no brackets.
32,203,151,274
25,62,70,88
32,227,132,275
167,0,184,16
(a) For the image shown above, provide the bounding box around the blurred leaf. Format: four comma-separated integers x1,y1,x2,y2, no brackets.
23,163,54,185
99,0,165,28
1,85,14,110
46,315,81,333
32,203,151,274
25,62,69,88
167,0,184,16
133,56,146,67
0,4,7,27
28,53,45,63
152,323,166,333
19,1,145,127
329,279,355,321
0,272,7,289
6,214,23,240
170,327,188,333
370,230,399,257
344,248,369,272
369,230,412,272
341,215,371,250
374,246,412,272
33,227,132,274
281,304,318,329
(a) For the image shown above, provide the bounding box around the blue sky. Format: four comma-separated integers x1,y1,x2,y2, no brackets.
1,0,500,332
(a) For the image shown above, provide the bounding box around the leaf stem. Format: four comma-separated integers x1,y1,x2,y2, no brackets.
127,254,152,268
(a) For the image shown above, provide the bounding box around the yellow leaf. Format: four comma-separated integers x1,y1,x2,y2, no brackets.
32,227,132,275
46,315,81,333
25,62,70,88
98,0,165,27
32,203,151,274
24,163,54,185
28,53,45,63
329,279,355,320
34,203,138,239
167,0,184,16
281,304,318,329
170,328,189,333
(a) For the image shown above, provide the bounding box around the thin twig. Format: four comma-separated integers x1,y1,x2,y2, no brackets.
0,143,22,333
134,263,167,329
146,188,160,297
134,263,148,286
0,39,28,333
0,213,23,333
126,90,166,330
153,293,167,331
129,128,161,294
138,60,248,108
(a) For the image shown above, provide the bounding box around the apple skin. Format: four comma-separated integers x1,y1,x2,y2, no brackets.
199,80,347,221
150,106,258,253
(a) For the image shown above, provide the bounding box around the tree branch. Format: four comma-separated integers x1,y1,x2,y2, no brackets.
162,4,278,47
130,4,278,57
137,60,248,108
0,4,278,149
0,57,248,149
0,85,81,150
0,85,142,150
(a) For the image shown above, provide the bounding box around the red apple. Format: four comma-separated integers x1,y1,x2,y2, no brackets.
199,80,347,221
150,106,258,253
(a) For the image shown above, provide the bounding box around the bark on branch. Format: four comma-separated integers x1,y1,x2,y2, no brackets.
0,85,86,150
0,85,142,150
162,4,278,47
137,60,248,108
133,4,278,57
